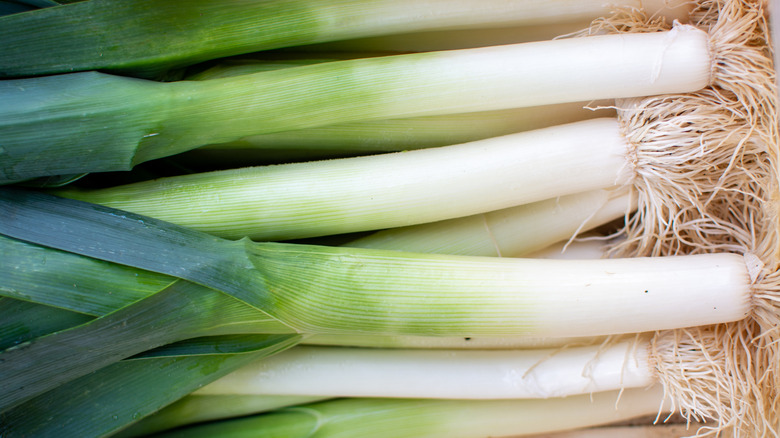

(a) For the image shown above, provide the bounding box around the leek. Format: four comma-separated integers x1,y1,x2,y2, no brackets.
524,423,710,438
182,57,613,163
196,340,655,399
149,388,670,438
54,118,636,241
0,189,759,340
0,26,711,183
187,103,615,166
0,201,611,352
115,395,329,438
0,0,691,78
291,23,595,53
0,188,773,413
345,188,632,257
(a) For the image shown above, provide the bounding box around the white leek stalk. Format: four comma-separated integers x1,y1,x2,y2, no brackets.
291,0,691,52
346,188,633,257
527,237,615,260
196,340,654,399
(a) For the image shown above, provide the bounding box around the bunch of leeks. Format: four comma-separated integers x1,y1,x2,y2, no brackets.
1,1,779,437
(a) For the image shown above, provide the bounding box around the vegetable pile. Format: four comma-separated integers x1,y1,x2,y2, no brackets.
1,0,778,437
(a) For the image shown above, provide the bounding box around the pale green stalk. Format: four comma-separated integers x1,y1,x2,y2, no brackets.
183,53,613,164
58,118,634,241
191,103,615,165
116,395,328,438
152,387,670,438
304,332,605,350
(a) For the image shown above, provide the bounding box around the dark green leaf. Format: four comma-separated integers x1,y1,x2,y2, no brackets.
0,188,270,310
0,234,174,316
0,335,301,437
130,334,301,359
0,279,287,412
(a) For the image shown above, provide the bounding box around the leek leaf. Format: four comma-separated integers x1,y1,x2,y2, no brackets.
129,334,303,360
0,278,287,412
0,188,270,310
116,394,328,438
0,297,92,350
0,234,175,316
0,334,301,437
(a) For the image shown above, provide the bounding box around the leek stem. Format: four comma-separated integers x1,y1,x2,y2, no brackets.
115,395,329,438
196,340,654,399
188,102,615,165
345,188,633,257
151,388,669,438
58,118,634,241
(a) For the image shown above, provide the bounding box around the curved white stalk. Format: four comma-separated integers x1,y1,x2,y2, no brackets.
527,236,616,260
346,188,633,257
196,339,655,399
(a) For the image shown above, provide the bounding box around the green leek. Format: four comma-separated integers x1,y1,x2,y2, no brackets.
0,0,692,78
1,27,711,183
150,388,669,438
55,118,635,241
0,189,757,341
187,103,614,166
0,188,767,413
115,395,329,438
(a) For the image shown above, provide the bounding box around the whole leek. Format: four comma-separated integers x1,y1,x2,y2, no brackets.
0,0,692,78
1,26,711,182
